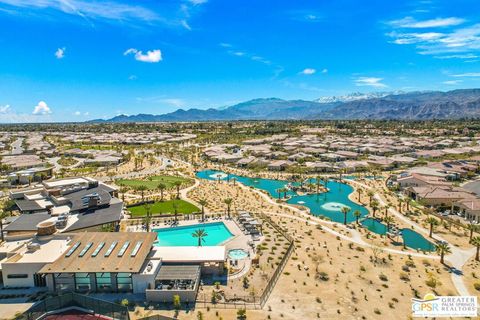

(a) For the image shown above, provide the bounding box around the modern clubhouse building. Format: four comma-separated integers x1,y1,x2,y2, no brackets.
1,230,226,302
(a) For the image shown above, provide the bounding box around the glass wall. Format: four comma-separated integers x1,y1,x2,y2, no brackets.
95,273,112,292
55,273,75,292
74,273,91,292
117,273,132,292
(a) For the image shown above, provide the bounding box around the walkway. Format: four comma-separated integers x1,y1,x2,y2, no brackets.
349,179,476,296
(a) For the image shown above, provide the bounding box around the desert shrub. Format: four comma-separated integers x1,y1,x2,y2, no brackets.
474,282,480,291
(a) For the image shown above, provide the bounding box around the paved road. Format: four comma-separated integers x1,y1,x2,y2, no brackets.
47,156,84,170
10,137,24,155
463,180,480,196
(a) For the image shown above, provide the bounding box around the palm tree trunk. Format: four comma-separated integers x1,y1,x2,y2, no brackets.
476,246,479,261
429,224,433,237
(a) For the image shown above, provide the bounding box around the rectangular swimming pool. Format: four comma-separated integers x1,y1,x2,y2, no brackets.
153,222,234,246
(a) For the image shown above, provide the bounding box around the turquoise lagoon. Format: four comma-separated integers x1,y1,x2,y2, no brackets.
196,170,435,251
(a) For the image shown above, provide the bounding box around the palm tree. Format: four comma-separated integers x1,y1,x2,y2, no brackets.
172,199,179,224
467,223,478,241
383,216,395,232
143,204,152,232
357,188,362,202
425,216,439,237
398,199,404,213
136,185,148,202
231,177,237,186
353,210,362,225
315,176,321,193
173,181,182,199
367,191,374,206
198,199,208,221
157,183,166,201
224,198,233,219
192,229,208,247
471,236,480,261
341,206,351,225
119,186,129,203
436,242,451,264
371,200,379,218
275,188,282,200
384,205,390,217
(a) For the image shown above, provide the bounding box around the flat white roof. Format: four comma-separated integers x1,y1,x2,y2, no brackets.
51,205,70,216
152,246,226,262
35,199,53,209
11,238,71,264
0,239,29,254
25,193,45,201
43,178,89,188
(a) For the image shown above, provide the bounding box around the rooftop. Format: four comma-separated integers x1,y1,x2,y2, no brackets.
151,246,226,263
40,232,157,274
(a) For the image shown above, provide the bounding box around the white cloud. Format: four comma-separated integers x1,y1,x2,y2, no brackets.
321,68,328,74
387,31,444,45
354,77,387,88
124,48,162,63
300,68,316,75
74,111,81,116
389,16,465,28
128,74,138,80
33,101,52,115
443,80,462,85
434,53,478,59
188,0,207,5
0,0,159,24
387,17,480,56
219,43,232,48
55,47,66,59
180,19,191,30
0,104,11,113
452,72,480,77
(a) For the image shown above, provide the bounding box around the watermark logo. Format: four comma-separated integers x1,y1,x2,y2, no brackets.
412,293,477,317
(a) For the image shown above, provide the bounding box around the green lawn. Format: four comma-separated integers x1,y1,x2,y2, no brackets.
128,200,200,217
117,175,191,190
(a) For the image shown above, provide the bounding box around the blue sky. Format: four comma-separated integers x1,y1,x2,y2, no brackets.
0,0,480,122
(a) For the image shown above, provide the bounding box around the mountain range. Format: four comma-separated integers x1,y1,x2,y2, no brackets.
89,89,480,122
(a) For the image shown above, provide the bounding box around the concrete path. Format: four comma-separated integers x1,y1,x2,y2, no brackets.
349,179,476,296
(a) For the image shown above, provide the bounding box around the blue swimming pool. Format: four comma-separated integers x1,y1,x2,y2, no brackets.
153,222,233,246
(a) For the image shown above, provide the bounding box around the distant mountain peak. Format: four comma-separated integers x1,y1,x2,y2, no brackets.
315,91,404,104
87,88,480,123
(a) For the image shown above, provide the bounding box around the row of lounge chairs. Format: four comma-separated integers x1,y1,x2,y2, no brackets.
236,212,261,237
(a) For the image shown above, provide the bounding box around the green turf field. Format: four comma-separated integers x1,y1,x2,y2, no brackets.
128,199,199,217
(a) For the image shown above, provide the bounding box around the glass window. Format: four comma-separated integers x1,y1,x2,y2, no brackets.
95,272,112,292
7,274,28,278
75,273,91,292
117,272,132,292
55,273,75,292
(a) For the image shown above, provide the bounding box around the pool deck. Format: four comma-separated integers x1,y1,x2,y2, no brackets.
126,218,254,252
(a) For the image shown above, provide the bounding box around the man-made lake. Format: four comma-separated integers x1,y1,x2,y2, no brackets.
196,170,436,251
